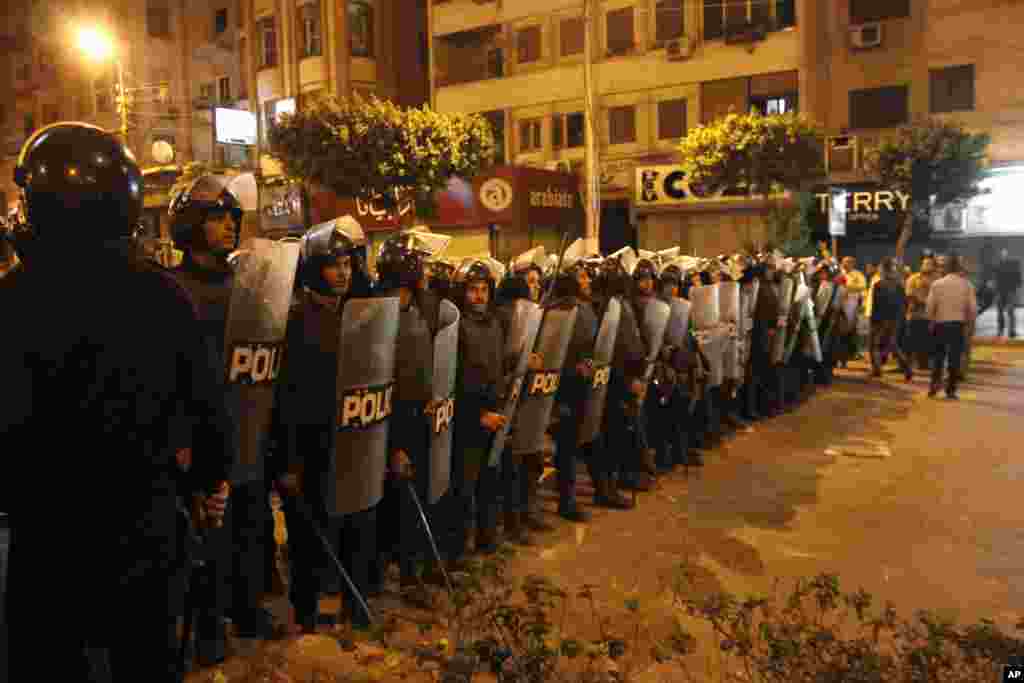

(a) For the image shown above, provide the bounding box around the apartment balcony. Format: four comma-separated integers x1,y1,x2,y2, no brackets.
434,25,504,88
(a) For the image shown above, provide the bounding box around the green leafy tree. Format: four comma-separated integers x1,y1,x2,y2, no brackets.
678,110,824,253
865,118,991,258
267,94,494,222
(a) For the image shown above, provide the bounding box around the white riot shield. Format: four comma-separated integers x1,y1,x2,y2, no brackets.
330,297,400,516
719,282,741,382
696,329,726,388
641,297,672,382
223,238,301,484
507,306,578,457
820,284,844,354
691,284,721,330
800,296,823,363
577,298,621,447
427,300,459,504
770,278,796,365
784,280,811,363
663,299,692,349
488,300,544,467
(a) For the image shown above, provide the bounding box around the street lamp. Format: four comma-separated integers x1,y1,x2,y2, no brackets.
77,27,128,142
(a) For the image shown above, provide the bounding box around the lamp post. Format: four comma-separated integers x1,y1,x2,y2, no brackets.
77,27,128,142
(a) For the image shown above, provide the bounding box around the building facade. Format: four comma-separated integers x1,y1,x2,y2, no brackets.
237,0,430,244
0,0,195,225
428,0,1024,258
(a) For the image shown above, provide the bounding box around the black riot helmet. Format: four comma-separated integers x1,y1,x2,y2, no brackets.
660,263,682,298
633,258,658,284
299,216,370,298
595,255,632,298
13,122,143,247
376,233,428,291
168,174,244,255
452,259,496,311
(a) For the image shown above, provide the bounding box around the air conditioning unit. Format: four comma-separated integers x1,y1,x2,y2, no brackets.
850,22,882,49
665,36,694,61
826,135,859,174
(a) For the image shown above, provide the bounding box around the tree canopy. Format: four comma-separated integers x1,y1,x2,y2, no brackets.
678,110,824,196
267,94,495,217
865,118,990,207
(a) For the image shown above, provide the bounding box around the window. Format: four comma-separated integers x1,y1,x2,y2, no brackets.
608,105,636,144
349,1,374,57
147,4,171,38
42,103,60,125
552,112,585,149
704,0,773,40
560,16,584,56
658,99,687,139
850,0,909,24
486,48,504,78
258,16,278,68
519,119,542,153
218,76,231,103
606,7,634,55
776,0,796,28
655,0,684,44
566,112,585,148
298,1,322,58
215,8,228,34
750,94,796,115
849,85,909,129
483,110,505,164
930,65,974,113
264,97,296,142
517,25,541,63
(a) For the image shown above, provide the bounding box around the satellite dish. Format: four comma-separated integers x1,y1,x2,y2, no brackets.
151,140,175,164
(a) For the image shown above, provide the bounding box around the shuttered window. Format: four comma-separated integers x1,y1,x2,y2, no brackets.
517,25,541,63
608,105,636,144
606,7,634,55
658,99,687,140
850,0,909,24
849,85,909,129
655,0,684,44
701,77,748,123
560,16,584,56
930,65,974,113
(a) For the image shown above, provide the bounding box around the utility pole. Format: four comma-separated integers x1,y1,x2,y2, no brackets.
582,0,600,242
114,58,129,142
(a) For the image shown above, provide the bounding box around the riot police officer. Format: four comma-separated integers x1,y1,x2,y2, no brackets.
169,174,277,661
447,260,508,558
549,257,598,522
594,257,651,494
273,218,376,631
630,257,663,480
375,235,446,594
2,122,234,682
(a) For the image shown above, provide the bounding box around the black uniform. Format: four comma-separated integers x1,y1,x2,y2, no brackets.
598,294,649,491
379,289,442,582
2,245,234,682
172,259,274,650
551,292,598,519
752,273,783,417
448,302,505,558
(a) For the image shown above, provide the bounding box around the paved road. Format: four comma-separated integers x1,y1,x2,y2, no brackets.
505,345,1024,667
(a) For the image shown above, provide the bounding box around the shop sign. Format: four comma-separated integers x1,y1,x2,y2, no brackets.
808,183,914,241
634,165,782,206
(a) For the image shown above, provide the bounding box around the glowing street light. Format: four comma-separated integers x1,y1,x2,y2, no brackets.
76,27,127,141
77,27,114,62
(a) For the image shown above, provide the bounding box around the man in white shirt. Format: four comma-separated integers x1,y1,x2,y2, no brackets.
925,254,977,399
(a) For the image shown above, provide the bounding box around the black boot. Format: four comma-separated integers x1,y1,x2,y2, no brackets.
558,481,591,522
593,477,633,509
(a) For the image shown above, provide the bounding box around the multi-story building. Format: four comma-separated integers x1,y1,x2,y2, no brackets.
0,0,196,230
428,0,1024,259
236,0,429,243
